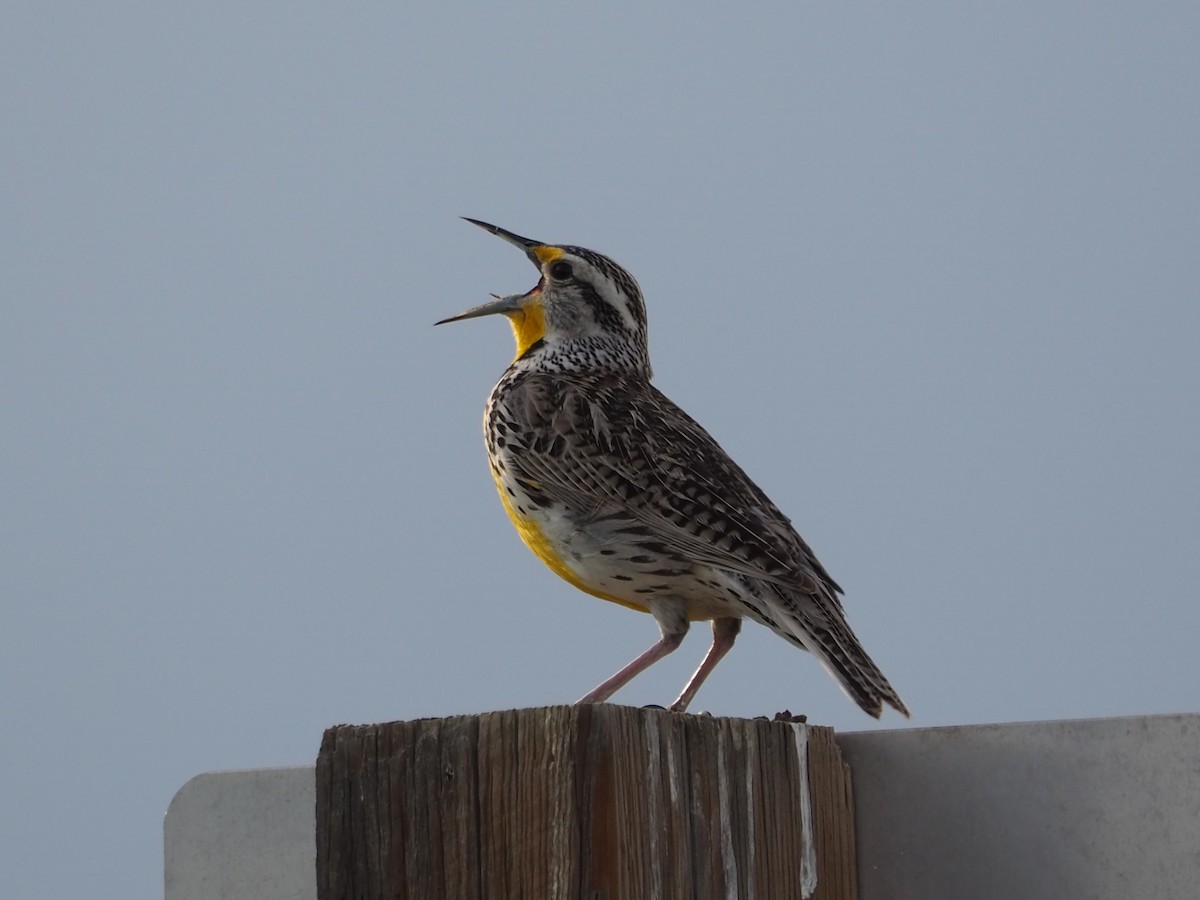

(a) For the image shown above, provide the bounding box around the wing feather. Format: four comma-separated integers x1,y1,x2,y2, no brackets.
500,371,845,605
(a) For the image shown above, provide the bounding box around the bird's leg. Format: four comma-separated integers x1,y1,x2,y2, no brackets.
576,607,689,705
668,617,742,713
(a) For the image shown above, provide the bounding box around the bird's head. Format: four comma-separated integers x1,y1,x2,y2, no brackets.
437,219,650,376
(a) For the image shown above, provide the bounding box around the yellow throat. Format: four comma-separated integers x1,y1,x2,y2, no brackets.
503,300,546,361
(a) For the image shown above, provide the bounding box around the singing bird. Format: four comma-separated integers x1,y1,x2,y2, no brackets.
438,219,908,717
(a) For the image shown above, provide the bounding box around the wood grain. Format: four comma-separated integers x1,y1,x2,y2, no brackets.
316,705,856,900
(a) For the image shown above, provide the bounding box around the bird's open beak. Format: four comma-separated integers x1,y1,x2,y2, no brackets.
461,217,565,267
462,218,541,258
436,218,562,326
435,292,524,326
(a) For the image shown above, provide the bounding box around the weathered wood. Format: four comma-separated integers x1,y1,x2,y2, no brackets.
316,705,856,900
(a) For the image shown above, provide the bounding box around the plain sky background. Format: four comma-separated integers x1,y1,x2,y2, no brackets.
3,4,1198,898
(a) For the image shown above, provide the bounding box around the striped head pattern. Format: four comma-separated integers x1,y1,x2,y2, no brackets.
437,219,652,377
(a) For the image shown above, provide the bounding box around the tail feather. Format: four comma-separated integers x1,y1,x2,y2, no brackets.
811,620,910,719
767,586,910,719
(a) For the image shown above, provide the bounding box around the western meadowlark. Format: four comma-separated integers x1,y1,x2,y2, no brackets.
437,219,909,718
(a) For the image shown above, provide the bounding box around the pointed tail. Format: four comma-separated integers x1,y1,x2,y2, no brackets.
771,586,910,718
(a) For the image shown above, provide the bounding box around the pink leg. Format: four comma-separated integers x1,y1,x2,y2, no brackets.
577,620,687,705
668,617,742,713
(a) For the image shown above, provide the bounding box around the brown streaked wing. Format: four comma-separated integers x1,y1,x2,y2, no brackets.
498,371,845,604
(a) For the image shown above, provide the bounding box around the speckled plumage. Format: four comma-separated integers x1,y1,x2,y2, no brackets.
439,219,908,718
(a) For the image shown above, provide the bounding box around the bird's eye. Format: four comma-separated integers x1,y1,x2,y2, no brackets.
548,261,574,280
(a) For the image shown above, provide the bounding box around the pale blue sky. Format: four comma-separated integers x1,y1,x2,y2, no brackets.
3,4,1199,898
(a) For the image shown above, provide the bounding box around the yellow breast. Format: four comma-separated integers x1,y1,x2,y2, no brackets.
491,471,650,615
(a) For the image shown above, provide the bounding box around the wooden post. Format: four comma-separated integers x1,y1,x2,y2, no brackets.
316,705,856,900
